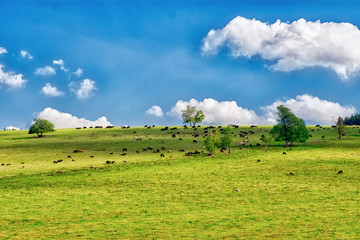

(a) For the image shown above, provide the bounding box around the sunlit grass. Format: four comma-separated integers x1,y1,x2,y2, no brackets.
0,125,359,238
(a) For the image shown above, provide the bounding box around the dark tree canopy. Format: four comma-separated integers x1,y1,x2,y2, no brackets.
29,118,55,137
344,114,360,125
270,105,309,147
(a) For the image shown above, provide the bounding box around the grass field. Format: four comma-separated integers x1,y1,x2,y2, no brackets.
1,125,360,239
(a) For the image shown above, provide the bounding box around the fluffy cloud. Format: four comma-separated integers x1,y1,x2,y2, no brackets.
53,59,69,72
167,98,263,125
41,83,65,97
0,64,27,89
34,66,56,76
262,94,356,125
69,78,96,99
72,68,83,77
0,47,7,55
36,107,112,129
4,126,20,131
202,16,360,79
20,50,33,60
146,105,164,117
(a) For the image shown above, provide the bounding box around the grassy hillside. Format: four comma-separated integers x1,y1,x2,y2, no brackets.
0,125,360,239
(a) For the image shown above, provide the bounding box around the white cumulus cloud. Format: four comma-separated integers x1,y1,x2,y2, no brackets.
69,78,96,99
202,16,360,80
146,105,163,117
262,94,356,125
34,66,56,76
4,126,20,131
72,68,83,77
0,47,7,55
0,64,27,89
53,59,69,72
167,98,263,125
41,83,65,97
20,50,33,60
36,107,112,129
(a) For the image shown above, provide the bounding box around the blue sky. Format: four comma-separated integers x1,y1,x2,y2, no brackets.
1,0,360,129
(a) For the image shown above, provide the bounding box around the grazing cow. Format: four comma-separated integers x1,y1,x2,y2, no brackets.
68,155,72,159
106,126,114,128
257,159,260,162
72,159,75,161
160,153,165,157
250,125,257,128
136,151,139,153
122,148,128,151
194,150,201,154
21,162,24,164
172,134,176,138
220,147,226,152
136,138,142,141
179,138,183,141
121,153,127,156
106,160,115,164
179,149,185,152
309,134,313,137
76,127,81,130
234,189,240,192
290,172,295,176
74,149,83,153
337,170,343,174
110,152,114,155
170,127,177,130
185,152,193,156
193,140,197,143
90,155,94,158
143,149,147,151
147,147,153,150
283,152,287,155
256,143,261,147
89,126,93,128
168,150,172,153
161,146,166,150
322,136,325,139
193,134,199,137
155,149,160,153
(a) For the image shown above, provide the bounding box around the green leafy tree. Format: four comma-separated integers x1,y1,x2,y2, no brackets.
335,116,346,140
270,105,309,147
261,135,273,148
194,110,205,126
28,118,55,137
203,131,219,155
219,126,233,153
181,105,205,126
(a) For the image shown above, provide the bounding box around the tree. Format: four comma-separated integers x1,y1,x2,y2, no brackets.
260,135,273,148
203,131,219,155
270,105,309,147
194,110,205,126
29,118,55,137
219,126,233,153
181,105,205,126
335,116,346,140
344,113,360,125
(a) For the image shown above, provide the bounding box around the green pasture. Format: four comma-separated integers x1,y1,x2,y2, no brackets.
0,125,359,239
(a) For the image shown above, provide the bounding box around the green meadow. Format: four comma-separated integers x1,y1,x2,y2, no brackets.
0,125,359,239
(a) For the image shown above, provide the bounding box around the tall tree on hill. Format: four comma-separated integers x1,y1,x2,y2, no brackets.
181,105,205,126
335,116,346,140
219,126,233,154
270,105,309,147
28,118,55,137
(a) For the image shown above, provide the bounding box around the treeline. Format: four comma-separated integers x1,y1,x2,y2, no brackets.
344,114,360,125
